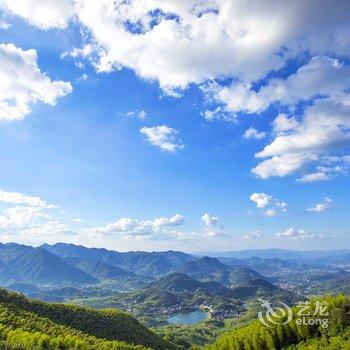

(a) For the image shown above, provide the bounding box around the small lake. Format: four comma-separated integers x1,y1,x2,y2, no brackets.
167,310,208,325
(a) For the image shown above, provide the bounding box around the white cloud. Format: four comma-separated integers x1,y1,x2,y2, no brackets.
85,214,185,238
0,206,46,229
204,57,350,181
201,107,236,123
5,1,349,92
0,189,54,208
252,153,318,179
242,230,263,240
248,61,350,180
276,228,321,240
273,113,299,134
201,213,226,238
0,189,57,232
276,201,288,210
297,162,348,183
0,43,72,121
201,213,218,226
250,193,272,208
297,172,330,183
76,73,88,82
250,192,287,216
307,197,332,213
3,1,350,184
243,127,266,140
256,95,350,159
140,125,184,152
1,0,74,30
211,57,350,114
125,110,147,119
0,20,10,29
263,209,276,217
19,221,77,244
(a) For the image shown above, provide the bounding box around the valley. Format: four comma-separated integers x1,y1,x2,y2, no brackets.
0,242,349,348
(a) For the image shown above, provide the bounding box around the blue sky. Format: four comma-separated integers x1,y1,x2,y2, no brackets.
0,1,349,252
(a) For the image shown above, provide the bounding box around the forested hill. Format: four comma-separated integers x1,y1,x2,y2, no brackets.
0,288,176,350
204,295,350,350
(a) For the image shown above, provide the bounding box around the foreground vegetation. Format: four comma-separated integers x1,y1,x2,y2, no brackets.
0,285,349,350
0,288,175,350
205,295,350,350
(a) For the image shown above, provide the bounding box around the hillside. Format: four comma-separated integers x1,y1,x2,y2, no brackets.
146,273,231,296
70,258,136,279
0,287,175,349
226,267,267,286
0,244,97,284
177,257,229,275
205,295,350,350
43,243,193,277
195,267,268,287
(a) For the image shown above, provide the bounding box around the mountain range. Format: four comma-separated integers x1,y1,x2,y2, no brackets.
0,242,349,311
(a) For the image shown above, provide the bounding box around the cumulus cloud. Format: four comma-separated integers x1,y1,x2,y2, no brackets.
297,160,348,183
201,213,226,237
243,127,266,140
4,1,349,90
201,213,218,226
307,197,332,213
256,96,350,159
250,193,272,208
0,189,57,231
140,125,184,152
250,63,350,180
1,0,74,30
0,206,47,229
0,189,188,243
250,192,287,216
3,0,350,182
0,43,72,121
273,114,299,134
84,214,185,239
211,57,350,114
204,57,350,181
276,228,321,240
252,153,318,179
0,189,54,208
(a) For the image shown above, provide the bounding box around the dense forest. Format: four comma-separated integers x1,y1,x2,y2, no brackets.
0,288,175,350
0,287,349,349
204,295,350,350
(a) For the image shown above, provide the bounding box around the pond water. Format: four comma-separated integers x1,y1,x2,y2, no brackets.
167,310,208,325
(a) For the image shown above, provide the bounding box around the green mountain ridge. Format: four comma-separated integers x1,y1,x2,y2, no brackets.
0,244,97,285
177,257,229,275
69,258,136,279
43,243,194,278
0,287,175,349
